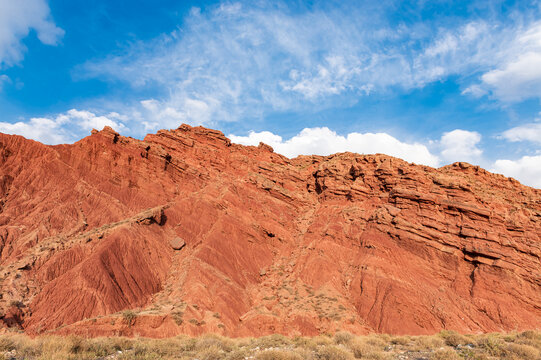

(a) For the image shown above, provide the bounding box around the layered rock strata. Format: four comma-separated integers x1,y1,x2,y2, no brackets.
0,125,539,337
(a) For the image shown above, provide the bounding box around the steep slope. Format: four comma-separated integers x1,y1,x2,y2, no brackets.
0,125,539,337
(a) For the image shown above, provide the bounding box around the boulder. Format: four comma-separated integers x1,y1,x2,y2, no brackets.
170,237,186,250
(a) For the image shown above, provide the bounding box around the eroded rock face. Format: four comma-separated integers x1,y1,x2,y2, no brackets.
0,125,539,337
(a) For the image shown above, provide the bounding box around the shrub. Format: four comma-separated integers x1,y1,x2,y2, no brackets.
317,345,354,360
390,336,410,345
122,310,137,327
506,343,540,359
84,337,121,357
195,334,233,352
439,330,470,347
312,335,333,346
9,300,24,309
411,335,444,351
255,349,303,360
363,335,388,350
518,330,540,341
476,335,504,356
225,347,251,360
196,344,224,360
67,335,84,354
171,310,183,325
430,348,460,360
348,339,388,359
254,334,292,349
515,330,541,350
0,336,16,352
334,331,354,345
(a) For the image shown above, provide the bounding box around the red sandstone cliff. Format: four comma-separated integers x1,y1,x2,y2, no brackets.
0,125,539,337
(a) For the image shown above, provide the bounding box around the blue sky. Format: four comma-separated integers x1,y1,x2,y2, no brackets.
1,0,541,188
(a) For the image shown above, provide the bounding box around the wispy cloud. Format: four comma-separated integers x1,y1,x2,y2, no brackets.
464,22,541,102
0,74,10,91
0,0,64,68
81,2,536,131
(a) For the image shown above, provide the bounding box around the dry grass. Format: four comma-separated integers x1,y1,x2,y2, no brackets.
0,330,539,359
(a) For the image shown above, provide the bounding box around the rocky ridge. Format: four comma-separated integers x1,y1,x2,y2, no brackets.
0,124,539,337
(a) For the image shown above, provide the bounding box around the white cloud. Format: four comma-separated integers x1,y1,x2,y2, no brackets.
461,84,488,98
482,52,541,102
76,0,541,131
414,21,499,87
0,0,64,67
63,109,126,132
82,3,520,126
230,127,541,189
282,55,367,99
0,109,125,144
138,98,215,130
501,121,541,144
492,155,541,189
0,116,71,144
465,22,541,102
230,127,440,166
439,129,483,163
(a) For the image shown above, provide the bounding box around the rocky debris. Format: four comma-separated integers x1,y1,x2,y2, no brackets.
136,207,165,226
170,237,186,250
0,124,539,337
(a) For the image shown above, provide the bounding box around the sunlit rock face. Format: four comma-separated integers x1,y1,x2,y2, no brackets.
0,124,539,337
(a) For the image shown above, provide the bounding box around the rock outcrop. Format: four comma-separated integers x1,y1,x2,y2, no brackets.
0,124,539,337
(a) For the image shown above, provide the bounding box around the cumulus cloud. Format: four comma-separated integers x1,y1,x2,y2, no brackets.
0,0,64,67
0,109,125,144
229,127,440,166
230,127,541,189
64,109,126,132
492,155,541,189
0,116,71,144
230,127,493,169
439,129,483,163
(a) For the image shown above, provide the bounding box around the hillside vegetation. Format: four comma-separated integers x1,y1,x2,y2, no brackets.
1,330,540,359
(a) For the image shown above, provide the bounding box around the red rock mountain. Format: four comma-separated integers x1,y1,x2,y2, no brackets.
0,125,539,337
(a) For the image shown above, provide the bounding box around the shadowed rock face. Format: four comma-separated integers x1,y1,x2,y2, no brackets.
0,124,539,337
